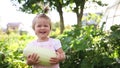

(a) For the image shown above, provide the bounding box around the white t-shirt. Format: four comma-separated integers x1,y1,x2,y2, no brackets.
24,38,62,68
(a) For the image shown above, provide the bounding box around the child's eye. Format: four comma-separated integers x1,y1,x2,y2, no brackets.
44,25,48,27
37,25,41,27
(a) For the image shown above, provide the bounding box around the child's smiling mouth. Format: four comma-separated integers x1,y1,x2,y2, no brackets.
40,31,47,34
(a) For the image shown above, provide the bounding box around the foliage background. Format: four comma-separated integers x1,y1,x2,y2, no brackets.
0,24,120,68
0,0,119,68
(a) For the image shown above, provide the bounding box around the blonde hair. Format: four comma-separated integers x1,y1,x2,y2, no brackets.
32,14,51,30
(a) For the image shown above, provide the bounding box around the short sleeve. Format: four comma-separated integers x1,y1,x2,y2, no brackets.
53,39,62,50
23,40,36,52
25,40,36,47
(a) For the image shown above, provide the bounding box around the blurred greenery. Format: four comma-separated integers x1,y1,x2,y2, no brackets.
0,24,120,68
58,24,120,68
0,33,34,68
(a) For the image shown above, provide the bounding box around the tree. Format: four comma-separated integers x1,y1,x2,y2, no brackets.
11,0,107,33
69,0,107,27
49,0,71,33
12,0,44,13
11,0,70,34
74,0,85,27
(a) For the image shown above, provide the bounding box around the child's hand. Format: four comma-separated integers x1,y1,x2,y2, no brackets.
50,52,61,65
27,53,39,65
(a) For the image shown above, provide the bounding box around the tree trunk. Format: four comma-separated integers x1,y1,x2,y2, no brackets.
79,6,84,27
57,2,64,34
79,0,85,27
75,0,85,27
59,11,64,34
76,10,81,26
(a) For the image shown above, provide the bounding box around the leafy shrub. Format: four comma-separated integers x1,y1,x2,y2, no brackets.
0,33,35,68
58,25,120,68
0,24,120,68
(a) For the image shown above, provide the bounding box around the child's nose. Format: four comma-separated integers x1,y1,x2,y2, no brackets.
41,26,45,29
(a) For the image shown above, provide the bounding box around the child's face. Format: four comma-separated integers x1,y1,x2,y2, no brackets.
34,18,51,40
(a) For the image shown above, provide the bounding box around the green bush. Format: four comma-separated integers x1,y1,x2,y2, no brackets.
58,25,120,68
0,24,120,68
0,33,35,68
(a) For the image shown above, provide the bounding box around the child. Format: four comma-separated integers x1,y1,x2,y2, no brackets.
24,14,65,68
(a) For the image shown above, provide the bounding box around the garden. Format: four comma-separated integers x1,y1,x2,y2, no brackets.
0,24,120,68
0,0,120,68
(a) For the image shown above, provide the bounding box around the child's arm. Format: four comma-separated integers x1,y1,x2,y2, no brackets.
56,48,66,61
26,53,39,66
50,48,65,64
